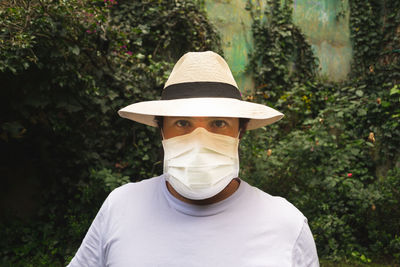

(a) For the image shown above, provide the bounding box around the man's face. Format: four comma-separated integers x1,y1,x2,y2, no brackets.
162,117,240,139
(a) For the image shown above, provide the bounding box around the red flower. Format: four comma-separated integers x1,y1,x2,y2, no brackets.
347,173,352,178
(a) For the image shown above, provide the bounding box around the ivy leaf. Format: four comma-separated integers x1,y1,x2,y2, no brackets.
389,85,399,95
107,91,119,101
366,142,374,148
71,45,80,55
358,109,367,116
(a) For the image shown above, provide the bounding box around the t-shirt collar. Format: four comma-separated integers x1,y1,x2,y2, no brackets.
160,174,246,217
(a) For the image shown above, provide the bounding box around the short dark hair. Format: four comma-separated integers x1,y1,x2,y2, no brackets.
154,116,250,132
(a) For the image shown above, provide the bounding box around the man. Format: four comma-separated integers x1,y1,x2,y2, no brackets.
68,51,319,266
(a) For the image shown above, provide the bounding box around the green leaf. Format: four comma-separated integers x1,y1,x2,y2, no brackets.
71,45,80,55
390,85,399,95
355,90,363,97
107,91,119,100
358,109,367,116
366,142,374,147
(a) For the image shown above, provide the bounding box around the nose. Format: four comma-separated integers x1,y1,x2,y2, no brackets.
191,119,209,130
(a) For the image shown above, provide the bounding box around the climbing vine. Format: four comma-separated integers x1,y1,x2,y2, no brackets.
349,0,400,78
1,0,399,264
246,0,317,104
244,0,400,263
0,0,221,265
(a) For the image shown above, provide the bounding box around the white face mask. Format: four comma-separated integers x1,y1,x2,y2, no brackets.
162,127,240,200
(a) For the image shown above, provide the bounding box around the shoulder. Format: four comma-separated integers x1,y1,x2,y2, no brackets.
242,182,307,238
246,183,305,221
105,175,163,209
111,175,162,193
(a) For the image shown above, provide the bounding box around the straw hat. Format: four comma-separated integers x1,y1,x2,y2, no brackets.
118,51,283,130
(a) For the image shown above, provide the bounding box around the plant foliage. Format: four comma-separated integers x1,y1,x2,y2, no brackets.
244,0,400,263
1,0,399,265
0,0,220,265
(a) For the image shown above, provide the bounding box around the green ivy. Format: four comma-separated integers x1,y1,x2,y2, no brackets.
244,0,400,263
246,0,318,105
1,0,399,264
0,0,221,265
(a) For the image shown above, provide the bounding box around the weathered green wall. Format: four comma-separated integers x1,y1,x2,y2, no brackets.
204,0,352,88
292,0,351,81
204,0,255,92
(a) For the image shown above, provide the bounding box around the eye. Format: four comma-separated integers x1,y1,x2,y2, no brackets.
175,120,190,128
212,120,227,128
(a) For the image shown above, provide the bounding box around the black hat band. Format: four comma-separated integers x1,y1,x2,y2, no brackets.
161,82,242,100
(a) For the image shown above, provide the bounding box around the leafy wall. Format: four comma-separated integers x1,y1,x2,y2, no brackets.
0,0,399,265
0,0,220,265
242,0,400,263
204,0,353,85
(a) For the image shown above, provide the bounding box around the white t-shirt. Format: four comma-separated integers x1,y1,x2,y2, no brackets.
68,175,319,266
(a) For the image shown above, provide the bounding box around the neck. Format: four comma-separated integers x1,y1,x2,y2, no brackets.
166,178,240,205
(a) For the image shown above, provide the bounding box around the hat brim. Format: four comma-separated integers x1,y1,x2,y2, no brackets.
118,98,283,130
